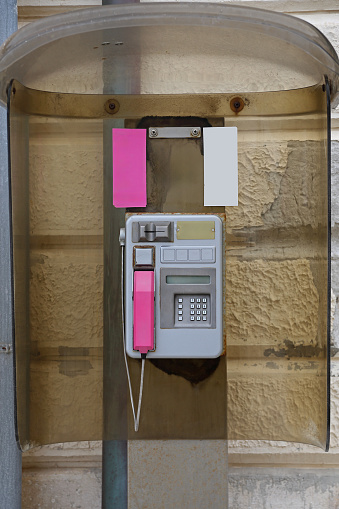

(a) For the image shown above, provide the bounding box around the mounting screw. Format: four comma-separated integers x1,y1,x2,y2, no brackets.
190,128,200,137
230,96,245,113
104,99,120,115
0,345,11,354
150,128,158,138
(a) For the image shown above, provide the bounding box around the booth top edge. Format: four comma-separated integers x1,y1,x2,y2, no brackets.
0,2,338,103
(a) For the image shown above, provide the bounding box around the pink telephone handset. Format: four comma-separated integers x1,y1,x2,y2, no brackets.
133,271,155,355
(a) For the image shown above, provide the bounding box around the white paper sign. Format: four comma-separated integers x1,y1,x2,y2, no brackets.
203,127,238,206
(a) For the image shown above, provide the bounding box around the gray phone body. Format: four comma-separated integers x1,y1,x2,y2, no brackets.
124,214,223,358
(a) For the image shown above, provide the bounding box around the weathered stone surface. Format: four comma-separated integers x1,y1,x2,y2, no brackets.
30,143,103,234
128,441,228,509
22,468,102,509
29,358,103,445
30,250,103,348
227,360,326,447
29,249,103,445
261,140,327,230
226,142,289,230
228,467,339,509
331,141,339,227
226,140,327,231
226,259,319,346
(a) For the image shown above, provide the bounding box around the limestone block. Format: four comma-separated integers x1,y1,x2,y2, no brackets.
128,440,228,509
226,142,289,230
228,467,339,509
332,141,339,227
332,307,339,349
261,142,327,229
329,362,339,449
332,230,339,263
30,143,103,234
227,359,326,447
29,357,102,445
22,468,102,509
226,140,326,232
30,249,103,348
226,259,319,346
24,441,102,455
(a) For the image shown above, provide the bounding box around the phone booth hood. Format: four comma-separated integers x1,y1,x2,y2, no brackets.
0,3,338,451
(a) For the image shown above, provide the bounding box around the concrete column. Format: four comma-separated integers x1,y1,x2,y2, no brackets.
0,1,22,508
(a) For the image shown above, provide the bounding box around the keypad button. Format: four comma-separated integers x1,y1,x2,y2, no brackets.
197,298,201,303
203,316,207,321
176,249,188,261
178,304,183,309
197,304,201,309
178,310,183,315
190,316,195,321
197,310,201,315
190,304,195,309
190,310,195,315
197,316,201,321
203,304,207,309
202,298,207,303
178,298,183,303
190,298,195,303
201,248,214,262
203,310,207,315
178,316,183,321
189,249,201,261
163,249,175,261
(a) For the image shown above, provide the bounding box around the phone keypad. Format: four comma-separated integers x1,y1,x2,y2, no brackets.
174,295,211,326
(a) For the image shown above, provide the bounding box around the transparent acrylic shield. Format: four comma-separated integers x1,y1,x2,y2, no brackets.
8,79,329,449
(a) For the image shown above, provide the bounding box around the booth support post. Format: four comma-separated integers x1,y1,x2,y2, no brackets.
101,1,140,508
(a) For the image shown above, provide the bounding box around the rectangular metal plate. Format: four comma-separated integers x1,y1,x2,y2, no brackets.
176,221,215,240
149,127,201,139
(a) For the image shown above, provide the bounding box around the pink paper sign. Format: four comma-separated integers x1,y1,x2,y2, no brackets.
112,128,147,208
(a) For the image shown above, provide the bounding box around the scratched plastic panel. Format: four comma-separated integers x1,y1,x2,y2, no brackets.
9,84,329,449
8,85,30,449
102,94,328,447
1,4,339,101
225,102,329,449
9,102,105,447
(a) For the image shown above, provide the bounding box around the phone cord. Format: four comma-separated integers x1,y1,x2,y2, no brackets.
121,244,145,432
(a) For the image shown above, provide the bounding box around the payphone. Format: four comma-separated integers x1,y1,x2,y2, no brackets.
123,214,223,359
120,213,224,430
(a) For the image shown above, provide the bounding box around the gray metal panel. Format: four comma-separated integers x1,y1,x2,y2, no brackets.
160,267,216,328
0,1,22,507
148,127,201,139
125,214,223,359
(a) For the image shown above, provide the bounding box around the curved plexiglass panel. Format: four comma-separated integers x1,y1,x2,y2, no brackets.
8,79,329,450
1,4,337,452
0,4,339,99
